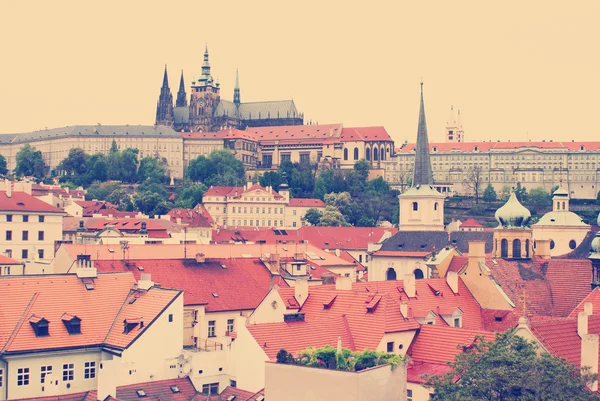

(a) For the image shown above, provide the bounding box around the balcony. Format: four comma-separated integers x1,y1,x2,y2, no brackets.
184,338,224,352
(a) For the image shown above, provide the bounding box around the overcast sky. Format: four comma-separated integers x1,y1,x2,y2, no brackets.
1,1,598,145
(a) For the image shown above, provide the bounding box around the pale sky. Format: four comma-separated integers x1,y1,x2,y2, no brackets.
1,1,598,145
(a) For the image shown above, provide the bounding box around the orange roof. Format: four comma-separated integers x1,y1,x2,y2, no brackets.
167,208,213,228
204,184,283,199
0,191,64,213
398,140,600,153
0,273,181,354
568,287,600,318
61,243,353,268
460,218,482,228
447,256,468,273
372,251,430,257
93,258,288,310
0,254,22,265
408,324,494,364
288,198,325,207
182,129,257,141
339,126,393,142
248,124,342,144
298,226,397,250
248,277,484,358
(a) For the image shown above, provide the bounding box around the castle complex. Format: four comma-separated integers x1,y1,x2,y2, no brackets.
156,46,304,132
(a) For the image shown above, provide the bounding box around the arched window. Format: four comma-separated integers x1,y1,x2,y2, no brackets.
550,240,555,249
562,201,566,209
569,240,577,250
413,268,424,279
354,147,359,160
412,202,418,211
386,268,397,281
525,239,530,258
434,202,438,211
343,148,348,161
513,239,521,258
556,202,561,210
366,148,371,161
380,147,385,160
501,239,509,258
373,147,379,161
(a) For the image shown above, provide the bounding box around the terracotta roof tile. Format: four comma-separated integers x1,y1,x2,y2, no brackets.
0,191,64,213
460,218,482,228
0,254,23,265
447,256,468,273
288,198,326,207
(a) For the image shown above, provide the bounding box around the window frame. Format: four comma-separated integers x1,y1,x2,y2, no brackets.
62,363,74,382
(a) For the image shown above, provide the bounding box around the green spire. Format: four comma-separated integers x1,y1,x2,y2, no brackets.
233,68,241,106
412,82,434,186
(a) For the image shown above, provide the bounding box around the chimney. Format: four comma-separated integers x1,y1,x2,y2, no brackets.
403,273,416,298
585,302,593,315
582,334,600,392
447,271,459,293
5,179,11,198
195,253,206,263
334,249,340,257
535,239,551,259
400,301,408,318
137,273,154,291
97,359,117,401
269,253,281,274
468,240,486,261
335,276,353,291
578,311,589,337
294,278,309,307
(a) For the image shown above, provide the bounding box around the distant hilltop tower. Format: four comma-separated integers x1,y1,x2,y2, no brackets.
445,106,464,143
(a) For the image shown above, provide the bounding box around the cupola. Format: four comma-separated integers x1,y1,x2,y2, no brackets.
552,186,570,212
495,192,531,228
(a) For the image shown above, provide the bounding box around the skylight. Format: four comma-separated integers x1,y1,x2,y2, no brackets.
170,386,180,394
136,390,146,397
212,292,219,298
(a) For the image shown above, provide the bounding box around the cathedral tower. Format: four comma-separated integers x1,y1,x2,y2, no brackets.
233,68,241,107
155,65,174,126
189,45,221,132
445,106,464,143
176,70,187,107
398,83,445,231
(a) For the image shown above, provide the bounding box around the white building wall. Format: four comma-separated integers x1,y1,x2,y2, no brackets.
231,317,270,392
369,256,429,282
247,290,288,325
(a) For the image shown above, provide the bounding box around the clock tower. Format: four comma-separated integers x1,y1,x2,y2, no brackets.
189,45,221,132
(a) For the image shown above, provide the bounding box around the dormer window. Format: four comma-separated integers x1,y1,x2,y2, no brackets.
62,314,81,334
123,319,141,334
30,316,49,337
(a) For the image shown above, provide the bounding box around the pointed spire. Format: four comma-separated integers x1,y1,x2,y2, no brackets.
176,70,187,107
202,44,211,77
233,68,241,107
412,82,434,186
162,64,169,88
446,105,455,125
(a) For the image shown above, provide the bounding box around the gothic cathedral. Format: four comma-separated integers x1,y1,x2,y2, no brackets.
155,46,303,132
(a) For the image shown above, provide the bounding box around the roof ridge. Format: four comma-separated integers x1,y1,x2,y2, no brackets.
341,314,356,351
2,292,39,353
103,288,135,345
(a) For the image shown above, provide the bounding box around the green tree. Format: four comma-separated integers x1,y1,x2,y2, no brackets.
463,165,484,204
138,157,167,184
500,185,512,201
85,154,109,183
85,181,121,201
174,184,207,209
59,148,89,176
186,149,245,186
515,182,528,202
0,154,8,176
528,187,552,206
597,190,600,206
483,183,497,203
426,331,598,400
354,159,370,180
318,205,349,226
14,144,47,178
304,208,322,226
133,191,169,216
259,171,282,191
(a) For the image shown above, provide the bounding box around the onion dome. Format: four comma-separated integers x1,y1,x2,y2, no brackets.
495,192,531,228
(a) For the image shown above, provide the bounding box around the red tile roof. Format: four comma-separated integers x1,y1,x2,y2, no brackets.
0,191,64,213
298,226,397,250
204,184,283,199
249,277,484,359
93,258,287,310
0,254,23,265
480,308,522,332
398,140,600,153
409,325,494,365
447,256,468,273
167,208,213,228
339,127,393,142
485,257,591,318
569,288,600,318
0,273,180,354
248,124,343,144
182,128,258,141
288,198,326,207
75,200,120,217
460,218,482,228
407,361,452,384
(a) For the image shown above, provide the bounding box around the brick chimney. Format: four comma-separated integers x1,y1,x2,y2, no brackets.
294,278,309,307
535,239,551,259
335,276,352,291
403,273,416,298
447,271,459,294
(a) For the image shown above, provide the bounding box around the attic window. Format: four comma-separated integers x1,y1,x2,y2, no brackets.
170,386,180,394
227,396,237,401
62,314,81,334
136,390,146,398
123,319,140,334
16,202,25,206
495,316,503,322
30,316,49,337
212,292,219,298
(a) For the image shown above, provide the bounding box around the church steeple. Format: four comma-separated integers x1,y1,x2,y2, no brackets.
176,70,187,107
233,68,241,107
155,65,174,126
412,82,433,186
202,44,211,77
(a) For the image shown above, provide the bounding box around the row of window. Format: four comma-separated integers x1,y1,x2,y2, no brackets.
5,230,45,241
220,219,294,228
225,207,285,215
207,319,235,338
4,248,44,259
4,215,45,223
9,362,96,387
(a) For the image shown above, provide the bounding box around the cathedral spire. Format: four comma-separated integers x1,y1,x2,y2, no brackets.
162,64,169,88
412,82,433,186
176,70,187,107
233,68,241,107
202,44,211,77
